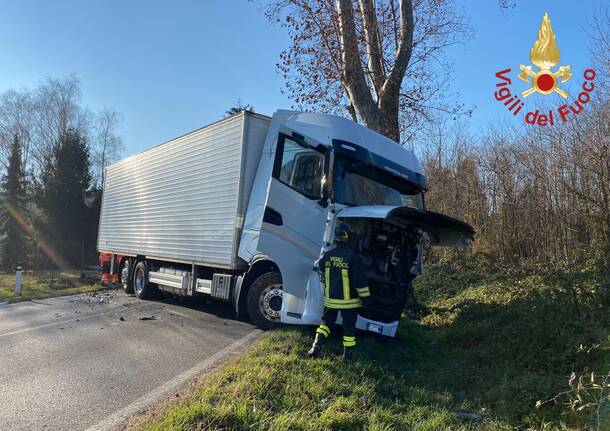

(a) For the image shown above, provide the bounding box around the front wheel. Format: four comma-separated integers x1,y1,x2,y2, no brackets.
246,272,283,329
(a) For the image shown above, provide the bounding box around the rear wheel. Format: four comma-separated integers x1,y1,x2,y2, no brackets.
246,272,283,329
133,261,156,299
120,259,133,294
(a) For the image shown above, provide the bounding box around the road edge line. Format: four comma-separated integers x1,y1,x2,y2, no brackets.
84,329,262,431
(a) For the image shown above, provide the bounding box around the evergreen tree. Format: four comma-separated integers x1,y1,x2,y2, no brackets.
37,129,94,268
0,134,30,271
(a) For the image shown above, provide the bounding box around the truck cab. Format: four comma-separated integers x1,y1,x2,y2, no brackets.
238,111,474,336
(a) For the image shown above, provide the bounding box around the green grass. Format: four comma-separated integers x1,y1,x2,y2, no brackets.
136,257,610,431
0,269,105,302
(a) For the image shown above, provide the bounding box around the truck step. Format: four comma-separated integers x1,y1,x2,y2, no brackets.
149,271,189,292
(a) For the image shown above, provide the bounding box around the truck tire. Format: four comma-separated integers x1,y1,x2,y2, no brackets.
120,259,134,294
247,272,283,329
133,261,156,300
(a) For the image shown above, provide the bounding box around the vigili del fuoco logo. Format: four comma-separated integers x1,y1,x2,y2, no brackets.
494,13,596,126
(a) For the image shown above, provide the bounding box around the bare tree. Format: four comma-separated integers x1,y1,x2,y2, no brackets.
91,109,124,188
590,8,610,95
32,74,89,173
266,0,470,143
0,89,36,169
0,75,125,186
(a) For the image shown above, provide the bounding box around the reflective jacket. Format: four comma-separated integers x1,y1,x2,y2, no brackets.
318,245,370,309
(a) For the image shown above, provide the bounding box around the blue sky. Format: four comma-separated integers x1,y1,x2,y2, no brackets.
0,0,605,155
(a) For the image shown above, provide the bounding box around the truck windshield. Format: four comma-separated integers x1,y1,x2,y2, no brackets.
333,155,423,208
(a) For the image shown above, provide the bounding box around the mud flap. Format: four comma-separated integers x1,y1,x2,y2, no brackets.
233,275,244,316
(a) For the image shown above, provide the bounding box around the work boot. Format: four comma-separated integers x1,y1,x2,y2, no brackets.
342,347,354,361
307,333,325,358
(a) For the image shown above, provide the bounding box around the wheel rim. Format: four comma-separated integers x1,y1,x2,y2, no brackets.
134,268,145,294
121,262,130,289
259,283,283,322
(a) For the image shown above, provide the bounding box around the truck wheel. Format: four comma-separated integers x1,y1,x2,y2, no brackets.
247,272,283,329
120,260,134,294
133,261,156,299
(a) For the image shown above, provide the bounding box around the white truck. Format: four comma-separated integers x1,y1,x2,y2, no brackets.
98,110,473,336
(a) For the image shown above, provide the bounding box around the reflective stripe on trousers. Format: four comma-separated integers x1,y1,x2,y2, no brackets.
316,324,330,337
343,335,356,347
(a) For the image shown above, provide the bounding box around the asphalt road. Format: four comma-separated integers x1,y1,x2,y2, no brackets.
0,290,259,431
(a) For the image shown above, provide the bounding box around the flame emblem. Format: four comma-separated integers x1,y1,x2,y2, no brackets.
518,13,572,98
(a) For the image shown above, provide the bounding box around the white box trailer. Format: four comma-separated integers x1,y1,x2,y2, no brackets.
98,110,474,336
98,112,270,269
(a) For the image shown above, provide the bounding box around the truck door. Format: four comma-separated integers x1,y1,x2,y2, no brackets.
257,132,329,316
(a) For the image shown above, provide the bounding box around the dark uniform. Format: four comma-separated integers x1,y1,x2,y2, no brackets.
308,223,370,360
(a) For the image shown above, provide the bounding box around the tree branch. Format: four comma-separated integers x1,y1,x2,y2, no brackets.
358,0,385,96
335,0,381,124
380,0,413,102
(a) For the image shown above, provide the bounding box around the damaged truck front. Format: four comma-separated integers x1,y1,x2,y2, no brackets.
98,110,474,337
238,111,474,336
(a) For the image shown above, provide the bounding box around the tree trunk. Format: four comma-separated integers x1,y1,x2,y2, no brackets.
336,0,413,144
378,93,401,142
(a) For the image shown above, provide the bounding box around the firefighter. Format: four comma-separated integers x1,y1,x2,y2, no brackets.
308,222,370,360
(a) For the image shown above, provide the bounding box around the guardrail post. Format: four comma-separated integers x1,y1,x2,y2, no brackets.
15,266,22,295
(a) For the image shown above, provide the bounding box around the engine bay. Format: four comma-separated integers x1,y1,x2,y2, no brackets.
343,218,423,322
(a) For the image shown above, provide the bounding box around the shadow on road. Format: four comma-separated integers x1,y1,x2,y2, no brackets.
140,292,243,322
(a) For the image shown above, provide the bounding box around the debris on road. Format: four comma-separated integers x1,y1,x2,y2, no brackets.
139,315,156,321
98,294,111,304
119,316,125,321
75,290,118,307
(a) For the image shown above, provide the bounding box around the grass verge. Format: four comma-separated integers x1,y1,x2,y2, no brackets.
0,269,104,302
135,258,610,431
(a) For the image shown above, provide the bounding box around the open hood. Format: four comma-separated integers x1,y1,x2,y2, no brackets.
337,205,475,248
